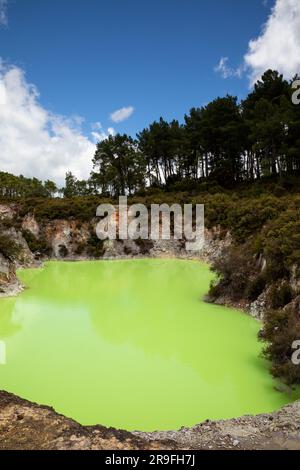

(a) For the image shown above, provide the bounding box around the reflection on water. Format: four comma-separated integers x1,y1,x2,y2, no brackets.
0,259,298,431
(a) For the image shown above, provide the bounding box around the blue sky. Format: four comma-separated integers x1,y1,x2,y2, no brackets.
0,0,299,184
0,0,273,136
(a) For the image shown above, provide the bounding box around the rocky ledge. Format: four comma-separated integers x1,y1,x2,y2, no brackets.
1,391,300,450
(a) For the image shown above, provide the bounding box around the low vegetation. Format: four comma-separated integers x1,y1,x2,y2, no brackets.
22,230,50,256
261,304,300,385
208,191,300,385
86,231,105,258
0,233,20,261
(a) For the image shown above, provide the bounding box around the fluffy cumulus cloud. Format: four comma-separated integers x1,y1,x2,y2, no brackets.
110,106,134,123
244,0,300,84
215,0,300,85
0,0,7,26
0,61,104,186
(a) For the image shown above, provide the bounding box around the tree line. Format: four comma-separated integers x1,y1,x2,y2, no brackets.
0,172,57,199
1,69,300,199
65,69,300,197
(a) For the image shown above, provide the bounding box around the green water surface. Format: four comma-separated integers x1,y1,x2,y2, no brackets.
0,259,298,431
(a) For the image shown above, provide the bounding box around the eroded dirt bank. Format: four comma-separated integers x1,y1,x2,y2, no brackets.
1,391,300,450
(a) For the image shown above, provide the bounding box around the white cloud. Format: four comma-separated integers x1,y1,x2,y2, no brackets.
0,61,97,186
91,122,115,143
244,0,300,84
0,0,7,26
215,0,300,86
214,57,243,79
110,106,134,123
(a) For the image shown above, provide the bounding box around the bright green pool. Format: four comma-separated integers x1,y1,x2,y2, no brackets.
0,259,298,431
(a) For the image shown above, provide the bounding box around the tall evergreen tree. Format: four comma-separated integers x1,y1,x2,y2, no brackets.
92,134,146,196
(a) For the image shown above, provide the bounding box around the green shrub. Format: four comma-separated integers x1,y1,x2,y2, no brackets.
0,234,20,260
261,304,300,385
18,196,112,221
245,274,267,301
227,196,284,243
22,229,50,255
209,244,256,301
260,209,300,282
0,218,18,229
86,231,105,258
268,282,293,309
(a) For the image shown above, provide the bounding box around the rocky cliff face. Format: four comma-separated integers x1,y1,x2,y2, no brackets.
0,203,232,296
0,253,16,292
0,205,36,296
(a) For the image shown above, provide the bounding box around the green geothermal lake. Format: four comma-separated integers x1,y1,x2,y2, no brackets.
0,259,298,431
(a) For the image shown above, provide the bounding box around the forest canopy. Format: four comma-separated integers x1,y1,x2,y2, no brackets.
1,69,300,199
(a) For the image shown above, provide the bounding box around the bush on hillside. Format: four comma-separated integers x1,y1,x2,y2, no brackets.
209,243,257,301
261,304,300,385
0,234,20,260
22,229,50,256
86,231,105,258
